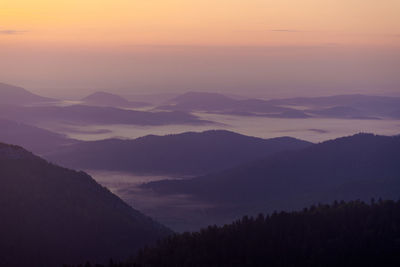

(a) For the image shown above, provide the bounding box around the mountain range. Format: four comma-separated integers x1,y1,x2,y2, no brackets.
142,133,400,229
0,83,210,127
45,130,312,176
0,119,78,154
158,91,400,119
158,92,310,118
0,82,55,106
269,94,400,119
81,92,150,108
0,119,311,176
0,104,209,126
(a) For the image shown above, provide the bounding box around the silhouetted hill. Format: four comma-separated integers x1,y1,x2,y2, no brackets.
309,105,374,119
69,200,400,267
0,104,209,126
144,133,400,221
268,94,400,107
0,119,78,154
159,92,400,119
160,92,238,111
269,94,400,119
0,82,54,106
0,142,170,267
158,92,309,118
82,92,150,108
46,130,312,175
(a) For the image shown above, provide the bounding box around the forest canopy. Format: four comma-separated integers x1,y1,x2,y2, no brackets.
67,199,400,267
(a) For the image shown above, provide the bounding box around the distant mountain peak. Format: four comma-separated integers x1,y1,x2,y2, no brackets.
170,91,235,103
82,91,150,108
83,91,128,101
0,82,54,105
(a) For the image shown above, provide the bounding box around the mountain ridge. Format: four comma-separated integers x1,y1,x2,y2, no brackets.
141,132,400,229
0,142,171,267
45,130,312,175
0,82,55,106
158,91,400,119
0,119,79,154
82,91,150,108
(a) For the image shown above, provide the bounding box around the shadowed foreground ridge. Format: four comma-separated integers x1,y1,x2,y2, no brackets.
0,142,171,267
69,200,400,267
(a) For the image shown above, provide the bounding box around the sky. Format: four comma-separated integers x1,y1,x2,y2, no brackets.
1,0,399,98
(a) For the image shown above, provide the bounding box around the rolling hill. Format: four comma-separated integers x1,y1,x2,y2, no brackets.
143,133,400,227
45,130,312,175
158,92,400,119
269,94,400,119
157,92,309,118
82,92,150,108
0,82,54,106
0,119,78,154
0,104,210,126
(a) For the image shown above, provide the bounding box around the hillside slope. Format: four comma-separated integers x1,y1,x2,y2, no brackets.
145,133,400,215
0,119,78,154
0,143,170,267
82,92,150,108
0,104,209,126
46,130,312,175
132,200,400,267
0,82,54,105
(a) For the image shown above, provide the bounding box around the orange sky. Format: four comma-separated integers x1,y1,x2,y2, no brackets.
1,1,399,97
1,0,400,47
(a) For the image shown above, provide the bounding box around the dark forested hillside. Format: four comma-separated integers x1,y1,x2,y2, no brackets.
0,143,170,267
67,200,400,267
46,130,312,175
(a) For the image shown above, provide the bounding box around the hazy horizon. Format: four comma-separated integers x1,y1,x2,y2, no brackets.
1,0,399,98
1,45,399,99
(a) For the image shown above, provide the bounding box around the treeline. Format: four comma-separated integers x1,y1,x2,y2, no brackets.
67,199,400,267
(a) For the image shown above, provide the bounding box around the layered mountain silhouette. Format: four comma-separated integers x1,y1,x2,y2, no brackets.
158,92,309,118
268,94,400,108
0,104,209,126
269,94,400,119
143,133,400,228
46,130,312,175
0,119,78,154
0,82,54,106
160,92,238,111
0,83,210,126
0,142,170,267
158,92,400,119
82,92,150,108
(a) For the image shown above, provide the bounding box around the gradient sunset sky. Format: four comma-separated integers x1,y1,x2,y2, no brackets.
1,0,399,97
